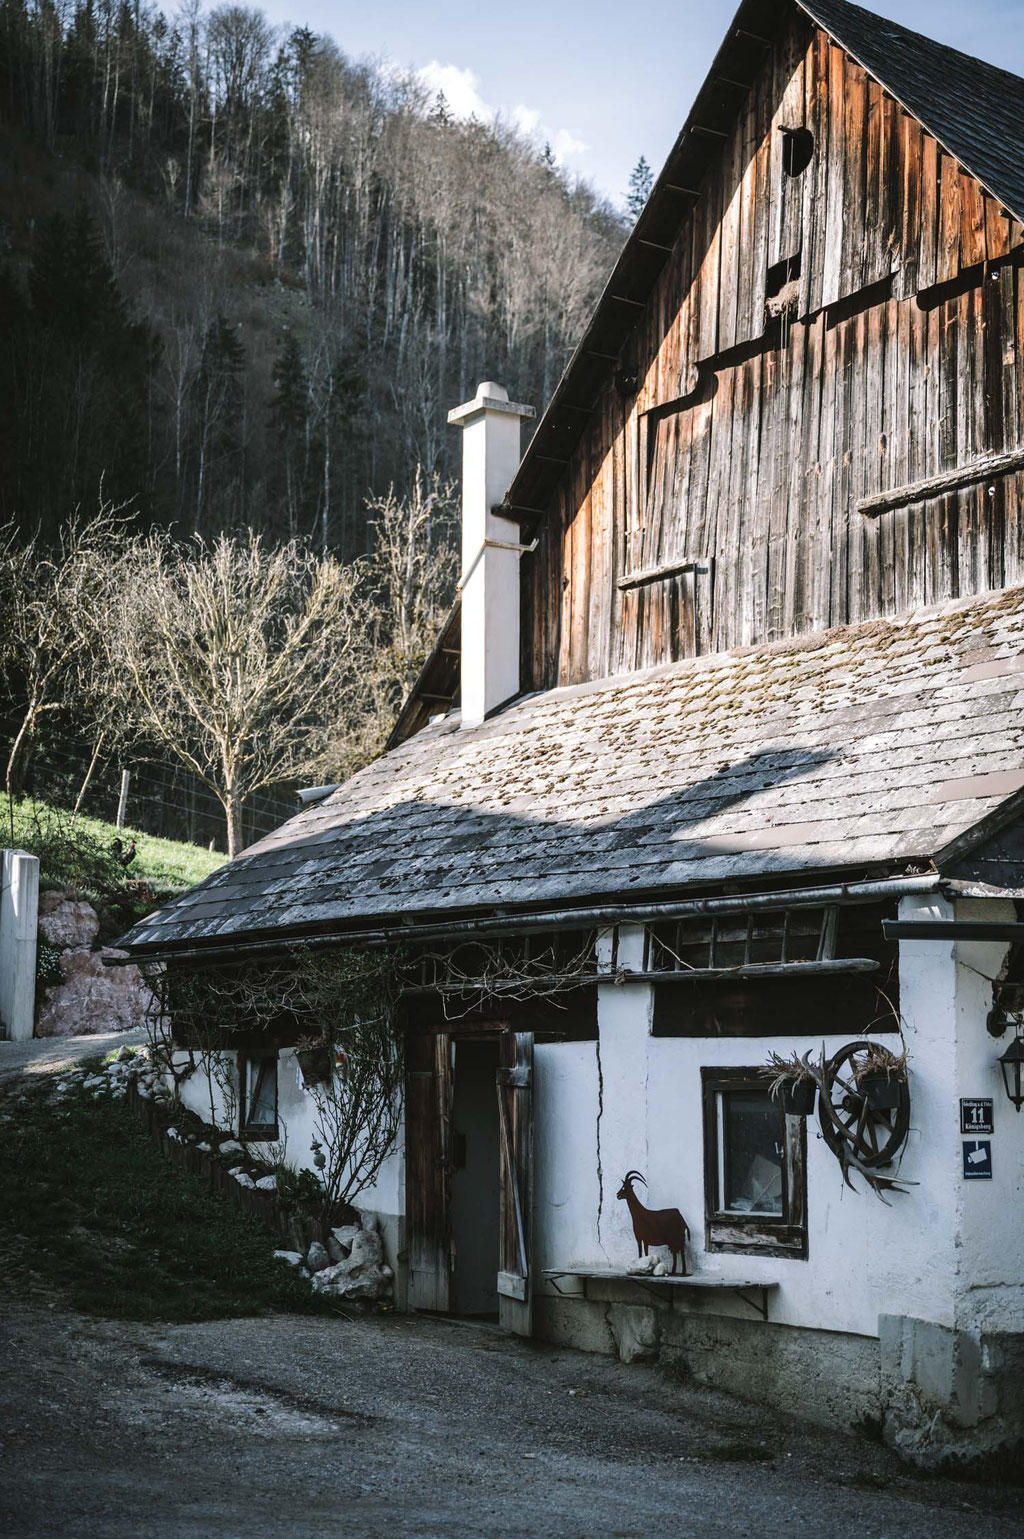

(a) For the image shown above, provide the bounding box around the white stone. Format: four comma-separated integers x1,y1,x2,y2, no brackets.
218,1140,244,1156
255,1175,277,1192
273,1250,303,1267
309,1228,389,1301
306,1241,331,1273
233,1172,255,1188
137,1084,152,1100
166,1128,180,1141
195,1141,212,1153
327,1223,361,1263
0,851,38,1042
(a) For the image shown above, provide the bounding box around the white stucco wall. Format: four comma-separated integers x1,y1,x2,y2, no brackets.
532,901,1023,1343
172,1045,405,1229
167,892,1022,1343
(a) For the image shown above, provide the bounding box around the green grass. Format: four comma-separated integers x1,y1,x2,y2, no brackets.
0,1070,331,1321
2,794,225,897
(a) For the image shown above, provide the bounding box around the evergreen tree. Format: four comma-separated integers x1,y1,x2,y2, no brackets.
626,155,653,221
0,207,158,540
271,332,309,537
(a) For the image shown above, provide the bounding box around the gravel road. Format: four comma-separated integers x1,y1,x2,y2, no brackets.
0,1027,146,1080
1,1295,1022,1539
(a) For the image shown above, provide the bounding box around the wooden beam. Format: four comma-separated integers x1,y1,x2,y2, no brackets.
609,294,646,308
583,349,620,361
632,958,881,981
533,453,571,464
637,238,675,252
663,184,701,196
857,448,1024,516
617,555,708,590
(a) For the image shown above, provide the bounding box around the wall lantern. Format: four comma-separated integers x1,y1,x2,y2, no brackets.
998,1030,1024,1113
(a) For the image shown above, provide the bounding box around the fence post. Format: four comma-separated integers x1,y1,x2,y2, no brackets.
0,849,39,1041
116,768,131,829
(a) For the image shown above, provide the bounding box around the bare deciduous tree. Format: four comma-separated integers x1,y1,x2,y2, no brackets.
110,531,366,855
0,509,129,798
321,468,458,779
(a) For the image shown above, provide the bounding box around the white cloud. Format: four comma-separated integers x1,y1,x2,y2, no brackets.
414,61,491,120
551,127,588,164
511,104,542,136
413,59,588,172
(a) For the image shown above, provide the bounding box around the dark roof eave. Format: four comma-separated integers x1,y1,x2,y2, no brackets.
113,860,943,967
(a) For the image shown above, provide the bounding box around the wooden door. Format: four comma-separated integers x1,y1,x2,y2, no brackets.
406,1032,453,1312
496,1030,534,1336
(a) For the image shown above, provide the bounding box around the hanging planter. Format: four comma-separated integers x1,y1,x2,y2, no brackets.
762,1050,818,1117
295,1038,333,1088
852,1044,907,1110
780,1078,817,1116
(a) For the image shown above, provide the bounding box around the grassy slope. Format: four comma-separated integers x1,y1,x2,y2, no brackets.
0,1064,328,1321
4,795,226,895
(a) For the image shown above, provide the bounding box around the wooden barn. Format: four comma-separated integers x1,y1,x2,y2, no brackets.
120,0,1024,1464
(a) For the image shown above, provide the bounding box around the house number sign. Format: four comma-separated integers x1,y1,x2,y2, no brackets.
960,1098,994,1134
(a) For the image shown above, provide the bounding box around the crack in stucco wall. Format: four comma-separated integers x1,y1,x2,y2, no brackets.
595,1036,605,1243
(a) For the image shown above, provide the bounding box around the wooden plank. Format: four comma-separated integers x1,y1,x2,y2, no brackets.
856,445,1024,518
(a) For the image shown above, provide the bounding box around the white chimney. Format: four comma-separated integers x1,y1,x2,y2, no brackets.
448,382,535,726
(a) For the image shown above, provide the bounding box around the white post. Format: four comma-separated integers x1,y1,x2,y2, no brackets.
0,849,39,1041
116,768,131,829
448,382,535,726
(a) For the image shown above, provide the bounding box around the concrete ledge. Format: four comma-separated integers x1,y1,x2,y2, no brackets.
535,1294,880,1435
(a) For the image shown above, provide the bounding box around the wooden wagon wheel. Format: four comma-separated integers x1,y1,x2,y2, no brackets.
818,1040,910,1169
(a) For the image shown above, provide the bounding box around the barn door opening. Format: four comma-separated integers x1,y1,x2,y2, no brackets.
449,1038,501,1316
406,1031,452,1312
496,1030,534,1336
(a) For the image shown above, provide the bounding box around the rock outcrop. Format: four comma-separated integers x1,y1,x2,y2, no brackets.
37,891,101,951
35,946,155,1037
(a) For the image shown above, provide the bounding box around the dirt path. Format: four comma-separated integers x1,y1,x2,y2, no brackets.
1,1294,1021,1539
0,1027,146,1080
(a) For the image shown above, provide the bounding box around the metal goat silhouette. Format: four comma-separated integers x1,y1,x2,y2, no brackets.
616,1171,690,1276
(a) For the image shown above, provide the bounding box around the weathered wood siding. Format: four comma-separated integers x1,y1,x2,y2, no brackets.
522,15,1024,690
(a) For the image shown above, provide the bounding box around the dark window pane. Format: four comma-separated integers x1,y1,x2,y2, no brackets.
720,1089,784,1215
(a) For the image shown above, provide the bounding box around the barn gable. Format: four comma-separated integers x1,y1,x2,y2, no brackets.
496,0,1024,694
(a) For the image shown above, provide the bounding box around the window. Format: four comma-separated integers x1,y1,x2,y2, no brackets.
781,126,814,177
702,1068,807,1258
240,1053,278,1140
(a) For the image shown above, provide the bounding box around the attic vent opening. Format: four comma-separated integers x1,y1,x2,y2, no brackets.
781,126,814,177
764,253,801,324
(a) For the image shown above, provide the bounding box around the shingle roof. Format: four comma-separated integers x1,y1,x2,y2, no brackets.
799,0,1024,221
120,586,1024,956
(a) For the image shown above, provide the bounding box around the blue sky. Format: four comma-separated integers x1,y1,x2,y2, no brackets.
241,0,1024,208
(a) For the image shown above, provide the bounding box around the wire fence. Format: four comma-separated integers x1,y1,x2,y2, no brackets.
21,736,296,853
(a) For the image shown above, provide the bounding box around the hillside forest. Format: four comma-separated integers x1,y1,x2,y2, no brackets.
0,0,625,554
0,0,629,850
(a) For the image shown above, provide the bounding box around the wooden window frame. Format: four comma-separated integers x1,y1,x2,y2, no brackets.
701,1067,807,1259
238,1050,279,1142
